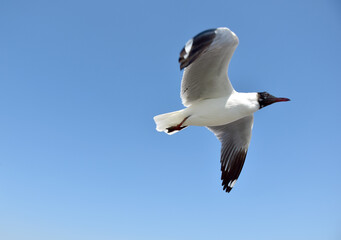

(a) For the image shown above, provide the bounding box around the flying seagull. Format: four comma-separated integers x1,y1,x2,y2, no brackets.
153,27,290,193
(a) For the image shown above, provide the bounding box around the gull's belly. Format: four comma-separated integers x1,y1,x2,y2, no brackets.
184,97,258,127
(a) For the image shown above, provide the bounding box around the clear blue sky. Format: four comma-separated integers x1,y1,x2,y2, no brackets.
1,0,340,239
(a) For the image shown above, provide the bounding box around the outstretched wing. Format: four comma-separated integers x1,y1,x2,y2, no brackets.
179,27,239,106
207,115,254,193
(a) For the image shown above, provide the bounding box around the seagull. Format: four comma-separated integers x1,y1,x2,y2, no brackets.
153,27,290,193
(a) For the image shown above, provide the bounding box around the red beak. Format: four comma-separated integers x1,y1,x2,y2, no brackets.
273,97,290,103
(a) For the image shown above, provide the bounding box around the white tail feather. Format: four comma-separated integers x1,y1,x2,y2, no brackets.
153,109,187,135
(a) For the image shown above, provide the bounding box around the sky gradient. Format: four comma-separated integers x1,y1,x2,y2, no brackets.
1,0,341,239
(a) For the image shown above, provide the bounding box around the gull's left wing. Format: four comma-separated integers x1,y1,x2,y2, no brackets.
207,115,254,192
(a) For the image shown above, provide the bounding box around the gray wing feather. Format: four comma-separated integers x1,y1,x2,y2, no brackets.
179,27,239,106
207,115,254,192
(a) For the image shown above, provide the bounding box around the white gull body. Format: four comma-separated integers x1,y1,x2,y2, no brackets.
162,92,259,128
153,27,289,193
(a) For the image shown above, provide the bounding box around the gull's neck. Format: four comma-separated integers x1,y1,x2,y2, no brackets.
230,91,259,108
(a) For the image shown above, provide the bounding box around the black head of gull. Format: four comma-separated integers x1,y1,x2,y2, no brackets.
258,92,290,109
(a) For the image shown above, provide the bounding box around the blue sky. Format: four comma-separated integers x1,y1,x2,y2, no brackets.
1,0,340,239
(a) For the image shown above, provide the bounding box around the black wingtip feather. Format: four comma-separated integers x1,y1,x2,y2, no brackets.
221,150,247,193
178,28,217,70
